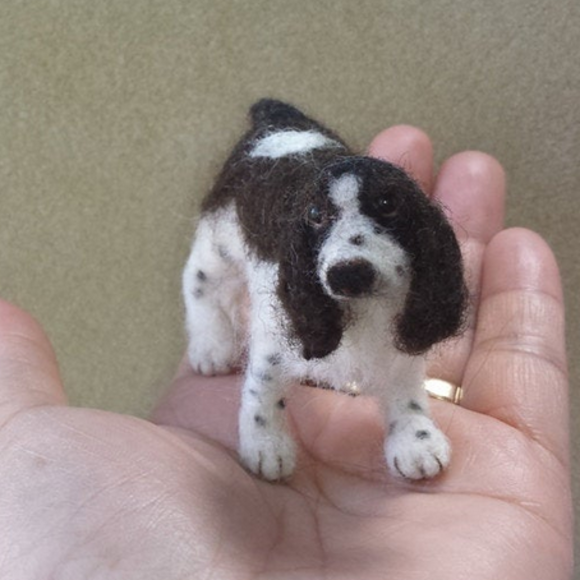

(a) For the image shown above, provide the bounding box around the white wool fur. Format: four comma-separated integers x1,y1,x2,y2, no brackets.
183,174,451,482
319,174,411,300
182,206,247,375
249,130,339,159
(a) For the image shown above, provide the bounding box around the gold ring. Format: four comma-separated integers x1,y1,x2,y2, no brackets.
424,378,463,405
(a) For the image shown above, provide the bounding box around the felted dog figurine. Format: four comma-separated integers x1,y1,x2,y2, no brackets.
183,99,467,481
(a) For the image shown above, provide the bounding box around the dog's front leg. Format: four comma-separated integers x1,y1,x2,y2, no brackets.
238,354,296,481
380,357,451,480
238,263,296,481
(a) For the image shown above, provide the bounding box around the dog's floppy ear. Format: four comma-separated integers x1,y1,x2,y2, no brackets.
395,202,468,355
277,223,344,360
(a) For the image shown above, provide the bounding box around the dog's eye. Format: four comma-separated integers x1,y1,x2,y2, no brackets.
375,194,398,217
307,205,326,227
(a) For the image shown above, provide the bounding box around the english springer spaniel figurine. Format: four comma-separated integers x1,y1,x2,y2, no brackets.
183,99,467,481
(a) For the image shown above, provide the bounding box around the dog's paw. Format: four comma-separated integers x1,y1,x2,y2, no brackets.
187,318,237,376
239,429,296,482
188,343,235,375
385,416,450,480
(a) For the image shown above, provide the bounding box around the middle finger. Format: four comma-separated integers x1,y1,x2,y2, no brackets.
428,151,506,384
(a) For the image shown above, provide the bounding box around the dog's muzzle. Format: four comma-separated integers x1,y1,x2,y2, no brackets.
326,259,376,298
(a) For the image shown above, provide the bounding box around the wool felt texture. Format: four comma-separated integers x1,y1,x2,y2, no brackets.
183,99,467,481
200,99,467,360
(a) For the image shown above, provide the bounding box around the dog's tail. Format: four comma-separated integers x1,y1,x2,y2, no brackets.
249,98,313,129
249,99,349,149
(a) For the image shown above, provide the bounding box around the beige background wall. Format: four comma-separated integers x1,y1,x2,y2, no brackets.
1,0,578,573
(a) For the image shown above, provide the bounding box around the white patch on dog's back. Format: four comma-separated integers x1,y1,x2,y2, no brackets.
249,130,339,159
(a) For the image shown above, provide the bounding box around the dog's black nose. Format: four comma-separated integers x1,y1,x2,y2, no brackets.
326,260,376,297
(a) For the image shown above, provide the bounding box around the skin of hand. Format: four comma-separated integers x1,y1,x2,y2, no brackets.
0,127,572,580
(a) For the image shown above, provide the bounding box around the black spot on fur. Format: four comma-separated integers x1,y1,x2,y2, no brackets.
350,234,365,246
267,353,282,366
196,270,207,282
193,288,204,299
415,430,430,440
217,245,230,261
409,400,423,412
276,398,286,409
254,414,267,427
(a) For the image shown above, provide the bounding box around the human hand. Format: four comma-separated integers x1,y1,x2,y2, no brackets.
0,127,572,580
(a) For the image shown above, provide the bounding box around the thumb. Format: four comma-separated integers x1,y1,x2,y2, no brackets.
0,299,66,428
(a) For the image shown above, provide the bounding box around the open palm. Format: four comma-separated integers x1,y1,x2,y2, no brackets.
0,127,572,580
